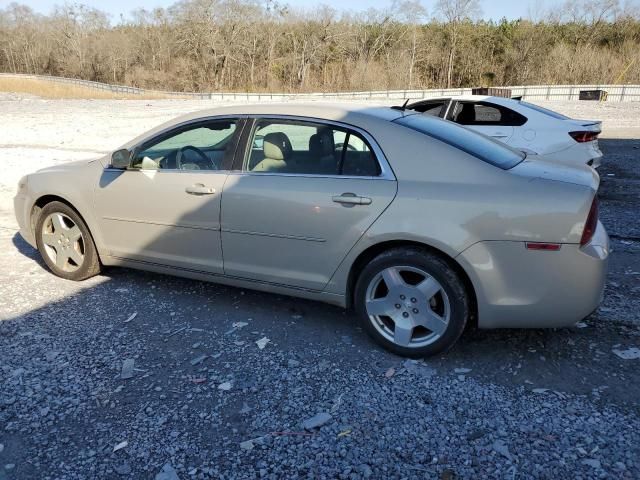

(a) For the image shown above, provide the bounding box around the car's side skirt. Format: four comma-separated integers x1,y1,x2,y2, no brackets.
102,255,348,308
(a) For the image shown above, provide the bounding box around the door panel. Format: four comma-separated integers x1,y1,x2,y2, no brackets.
221,174,396,290
95,170,227,272
94,117,242,272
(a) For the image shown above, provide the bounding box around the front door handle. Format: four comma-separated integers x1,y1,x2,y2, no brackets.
185,184,216,195
332,192,372,206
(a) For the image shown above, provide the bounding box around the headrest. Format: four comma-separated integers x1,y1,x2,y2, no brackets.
141,156,159,170
309,131,335,157
263,132,292,161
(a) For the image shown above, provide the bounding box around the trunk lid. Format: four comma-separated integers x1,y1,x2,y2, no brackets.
510,157,599,191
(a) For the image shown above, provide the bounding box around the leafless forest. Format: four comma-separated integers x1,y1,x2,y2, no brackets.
1,0,639,93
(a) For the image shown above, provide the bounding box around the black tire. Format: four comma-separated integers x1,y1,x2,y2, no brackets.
35,201,101,281
354,247,469,357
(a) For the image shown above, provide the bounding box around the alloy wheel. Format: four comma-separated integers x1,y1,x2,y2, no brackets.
365,265,451,348
41,212,85,273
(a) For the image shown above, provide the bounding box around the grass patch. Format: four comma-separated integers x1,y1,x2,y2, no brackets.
0,77,169,99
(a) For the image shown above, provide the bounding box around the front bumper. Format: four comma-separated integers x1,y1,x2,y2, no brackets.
457,221,609,329
14,191,36,248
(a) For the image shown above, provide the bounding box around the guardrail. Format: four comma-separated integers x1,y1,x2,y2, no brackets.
1,73,639,102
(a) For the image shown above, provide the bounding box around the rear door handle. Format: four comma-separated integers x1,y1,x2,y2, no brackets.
332,193,372,206
185,184,216,195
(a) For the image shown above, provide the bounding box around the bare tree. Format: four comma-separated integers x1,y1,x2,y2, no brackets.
0,0,638,92
435,0,481,88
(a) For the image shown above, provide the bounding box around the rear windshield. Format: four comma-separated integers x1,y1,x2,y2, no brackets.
394,113,525,170
520,101,570,120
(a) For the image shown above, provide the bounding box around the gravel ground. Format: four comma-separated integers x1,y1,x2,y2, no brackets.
0,97,639,479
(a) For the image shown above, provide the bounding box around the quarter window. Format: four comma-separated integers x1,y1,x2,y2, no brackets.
245,119,381,176
410,100,448,117
449,101,527,126
132,119,239,170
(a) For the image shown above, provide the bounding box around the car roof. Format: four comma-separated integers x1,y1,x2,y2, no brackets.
414,95,520,106
175,103,404,122
121,103,407,149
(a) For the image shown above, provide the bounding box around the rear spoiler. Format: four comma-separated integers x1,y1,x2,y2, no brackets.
566,119,602,132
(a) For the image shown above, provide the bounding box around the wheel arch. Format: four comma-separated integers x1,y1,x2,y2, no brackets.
31,194,92,240
345,240,478,325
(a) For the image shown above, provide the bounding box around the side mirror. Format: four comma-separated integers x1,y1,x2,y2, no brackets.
111,149,131,169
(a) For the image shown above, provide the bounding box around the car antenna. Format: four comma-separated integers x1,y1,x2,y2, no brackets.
391,98,410,111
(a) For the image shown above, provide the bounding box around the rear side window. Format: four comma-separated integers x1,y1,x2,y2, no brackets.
245,119,381,176
409,100,448,117
449,101,527,126
394,114,525,170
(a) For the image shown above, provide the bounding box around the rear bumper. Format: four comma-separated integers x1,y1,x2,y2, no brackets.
587,156,602,169
458,221,609,329
541,142,603,168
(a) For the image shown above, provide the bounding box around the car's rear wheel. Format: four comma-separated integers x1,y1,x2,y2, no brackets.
355,248,469,357
35,201,101,281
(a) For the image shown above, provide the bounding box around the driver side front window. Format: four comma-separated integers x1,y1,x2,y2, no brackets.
132,120,238,171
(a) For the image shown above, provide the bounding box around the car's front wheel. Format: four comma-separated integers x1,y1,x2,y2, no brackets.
355,248,469,357
35,201,101,281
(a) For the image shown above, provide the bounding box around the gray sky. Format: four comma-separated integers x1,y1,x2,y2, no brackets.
3,0,552,21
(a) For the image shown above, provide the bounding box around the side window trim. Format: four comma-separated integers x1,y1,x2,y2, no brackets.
441,99,453,118
231,114,395,180
445,100,458,121
128,116,247,172
337,131,350,175
231,117,254,172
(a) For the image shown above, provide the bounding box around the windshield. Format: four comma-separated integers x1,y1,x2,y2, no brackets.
393,113,525,170
520,101,570,120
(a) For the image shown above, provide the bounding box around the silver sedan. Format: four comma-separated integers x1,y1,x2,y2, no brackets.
13,104,609,357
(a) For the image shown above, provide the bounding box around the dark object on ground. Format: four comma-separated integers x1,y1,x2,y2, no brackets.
579,90,608,101
471,87,512,98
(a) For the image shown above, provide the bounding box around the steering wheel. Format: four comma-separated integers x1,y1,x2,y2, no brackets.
176,145,217,170
335,143,358,152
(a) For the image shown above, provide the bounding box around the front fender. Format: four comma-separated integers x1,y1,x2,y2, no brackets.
25,160,107,256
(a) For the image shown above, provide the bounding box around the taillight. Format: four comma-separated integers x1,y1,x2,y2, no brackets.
569,131,599,143
580,197,599,246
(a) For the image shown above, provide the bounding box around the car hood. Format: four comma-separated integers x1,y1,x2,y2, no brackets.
510,158,599,191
